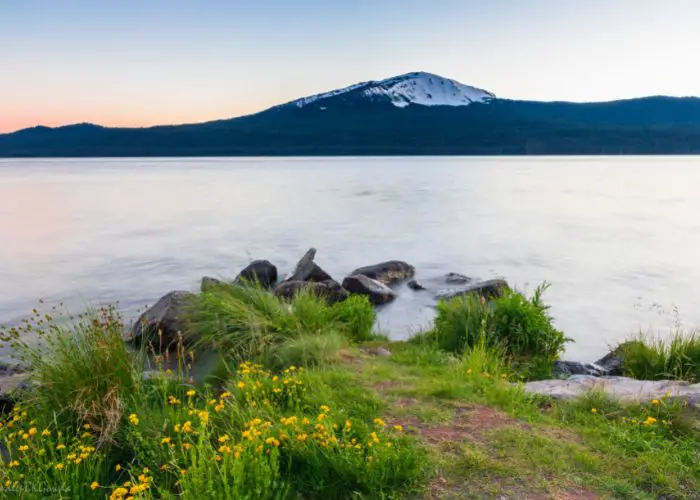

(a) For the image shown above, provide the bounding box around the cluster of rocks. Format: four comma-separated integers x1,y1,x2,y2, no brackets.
132,248,510,353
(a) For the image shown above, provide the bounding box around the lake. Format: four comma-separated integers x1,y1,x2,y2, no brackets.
1,156,699,362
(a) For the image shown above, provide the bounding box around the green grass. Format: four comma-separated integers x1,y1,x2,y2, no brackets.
620,330,700,382
0,289,699,499
0,305,143,445
185,284,376,371
418,283,571,379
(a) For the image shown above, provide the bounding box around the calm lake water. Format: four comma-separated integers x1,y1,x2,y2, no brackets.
1,156,699,362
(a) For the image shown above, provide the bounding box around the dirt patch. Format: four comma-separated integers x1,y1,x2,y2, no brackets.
555,487,601,500
371,380,411,393
390,403,524,445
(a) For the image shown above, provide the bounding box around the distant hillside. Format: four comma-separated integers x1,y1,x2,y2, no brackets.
2,72,700,156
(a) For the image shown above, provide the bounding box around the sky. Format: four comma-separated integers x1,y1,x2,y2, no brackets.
1,0,699,133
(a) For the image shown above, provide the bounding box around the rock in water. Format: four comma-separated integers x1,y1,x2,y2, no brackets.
131,291,196,351
342,275,397,305
407,279,426,291
435,278,509,301
0,373,31,415
349,261,415,285
274,280,348,305
201,276,226,292
235,260,278,288
444,272,471,284
553,361,606,378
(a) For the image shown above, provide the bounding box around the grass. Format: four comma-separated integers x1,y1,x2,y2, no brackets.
0,287,699,498
185,284,376,371
619,330,700,382
417,282,571,379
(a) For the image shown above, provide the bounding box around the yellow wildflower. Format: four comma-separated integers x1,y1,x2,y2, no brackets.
128,414,139,425
183,442,192,450
67,453,77,460
41,429,50,437
651,399,660,405
28,427,37,436
218,435,231,443
83,424,91,430
161,437,171,445
643,416,657,426
18,445,29,452
55,463,65,470
374,418,386,427
218,445,232,454
237,382,246,389
591,408,597,414
56,444,66,450
182,421,193,433
393,424,403,431
297,433,308,442
215,403,225,412
265,437,280,447
115,464,122,471
317,413,326,421
220,391,232,399
91,481,99,490
198,410,209,424
320,405,330,413
186,389,196,397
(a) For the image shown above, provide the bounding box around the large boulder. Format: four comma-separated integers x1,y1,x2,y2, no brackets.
523,376,700,410
342,275,397,306
274,280,348,305
235,260,278,288
435,278,509,301
131,291,196,351
349,260,415,285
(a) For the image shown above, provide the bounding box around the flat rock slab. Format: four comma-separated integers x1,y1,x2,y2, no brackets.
524,376,700,409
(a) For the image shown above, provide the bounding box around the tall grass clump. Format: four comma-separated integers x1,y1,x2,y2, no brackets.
186,284,375,370
619,330,700,382
427,283,570,377
0,305,143,443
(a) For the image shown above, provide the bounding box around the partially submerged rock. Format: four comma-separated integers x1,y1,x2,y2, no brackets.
523,376,700,409
349,261,415,285
282,248,335,283
435,278,509,301
407,279,426,291
274,280,348,305
131,291,196,351
342,275,396,306
235,259,278,288
553,341,640,378
444,272,471,285
553,361,607,378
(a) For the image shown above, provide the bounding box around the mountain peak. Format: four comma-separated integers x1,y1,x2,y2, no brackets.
287,72,495,110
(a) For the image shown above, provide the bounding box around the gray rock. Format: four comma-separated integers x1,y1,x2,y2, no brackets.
407,279,426,291
523,376,700,409
349,260,415,285
306,263,334,283
274,280,348,305
593,341,642,376
0,373,31,415
235,259,278,288
131,291,196,351
435,278,509,301
361,347,392,357
342,275,397,306
201,276,226,292
553,360,606,378
444,272,471,284
283,248,318,282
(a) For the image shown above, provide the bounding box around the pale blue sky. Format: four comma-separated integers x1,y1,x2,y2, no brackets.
1,0,698,131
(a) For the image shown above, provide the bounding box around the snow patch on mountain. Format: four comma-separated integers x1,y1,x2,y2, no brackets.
288,72,494,109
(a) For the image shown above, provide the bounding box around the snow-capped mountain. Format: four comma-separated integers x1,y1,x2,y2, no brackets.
287,71,495,109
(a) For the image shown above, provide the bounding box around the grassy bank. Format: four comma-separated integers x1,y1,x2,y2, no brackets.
0,284,698,499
